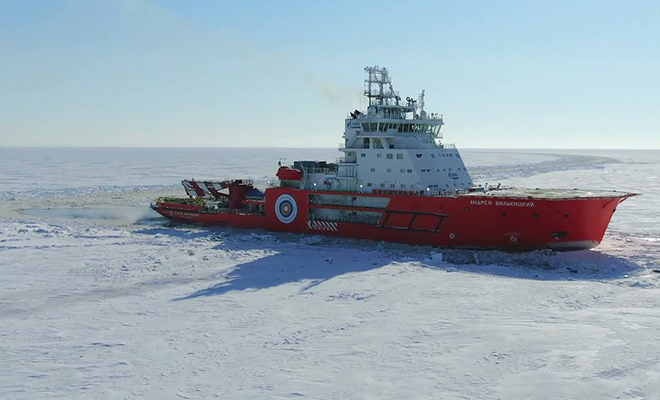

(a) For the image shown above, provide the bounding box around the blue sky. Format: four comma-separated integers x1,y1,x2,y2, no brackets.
0,0,658,148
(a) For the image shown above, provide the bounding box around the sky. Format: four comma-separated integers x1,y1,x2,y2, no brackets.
0,0,658,148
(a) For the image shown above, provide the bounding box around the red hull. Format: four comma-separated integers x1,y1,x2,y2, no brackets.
154,187,631,251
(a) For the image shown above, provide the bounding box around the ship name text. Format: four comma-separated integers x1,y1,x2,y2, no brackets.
470,199,536,207
470,200,492,206
168,210,200,218
496,200,535,207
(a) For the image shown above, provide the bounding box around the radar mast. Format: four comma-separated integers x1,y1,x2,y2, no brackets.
364,66,400,106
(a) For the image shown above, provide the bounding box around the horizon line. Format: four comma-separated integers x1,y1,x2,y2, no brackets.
1,146,658,151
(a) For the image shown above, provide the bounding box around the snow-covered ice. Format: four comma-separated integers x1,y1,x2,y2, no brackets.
1,148,659,399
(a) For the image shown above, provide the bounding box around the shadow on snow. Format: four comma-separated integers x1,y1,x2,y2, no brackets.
132,225,643,301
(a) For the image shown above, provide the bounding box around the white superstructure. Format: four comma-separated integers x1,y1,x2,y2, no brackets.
297,66,473,196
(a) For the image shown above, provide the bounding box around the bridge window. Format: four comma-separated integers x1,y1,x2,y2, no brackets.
386,154,393,159
370,123,377,132
361,123,370,132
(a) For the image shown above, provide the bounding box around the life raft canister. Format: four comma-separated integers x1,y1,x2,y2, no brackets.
276,166,303,181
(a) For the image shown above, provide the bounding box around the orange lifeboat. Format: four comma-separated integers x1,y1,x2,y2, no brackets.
276,166,303,181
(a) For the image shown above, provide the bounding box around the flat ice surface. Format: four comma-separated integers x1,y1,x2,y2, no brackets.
1,148,659,399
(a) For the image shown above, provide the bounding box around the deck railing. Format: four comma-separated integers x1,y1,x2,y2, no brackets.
309,215,381,225
340,143,456,150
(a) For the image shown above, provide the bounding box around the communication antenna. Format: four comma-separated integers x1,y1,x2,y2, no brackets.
363,66,400,106
418,89,426,119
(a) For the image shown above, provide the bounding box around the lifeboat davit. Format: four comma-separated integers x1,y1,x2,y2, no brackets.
276,166,302,181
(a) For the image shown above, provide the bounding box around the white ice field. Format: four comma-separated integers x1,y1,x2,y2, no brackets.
1,148,659,399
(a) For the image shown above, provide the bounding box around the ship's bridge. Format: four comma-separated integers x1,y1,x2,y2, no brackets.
354,120,443,137
327,66,473,195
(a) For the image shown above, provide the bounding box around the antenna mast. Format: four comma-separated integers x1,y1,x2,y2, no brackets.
364,66,400,107
418,89,426,119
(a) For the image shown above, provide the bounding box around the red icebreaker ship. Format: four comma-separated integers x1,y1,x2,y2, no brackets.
152,66,637,251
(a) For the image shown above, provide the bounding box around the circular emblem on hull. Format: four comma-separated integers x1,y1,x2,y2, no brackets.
275,194,298,224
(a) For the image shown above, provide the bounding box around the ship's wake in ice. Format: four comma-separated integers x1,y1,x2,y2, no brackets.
465,151,618,182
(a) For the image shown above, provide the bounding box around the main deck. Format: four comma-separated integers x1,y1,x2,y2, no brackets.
465,187,637,200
